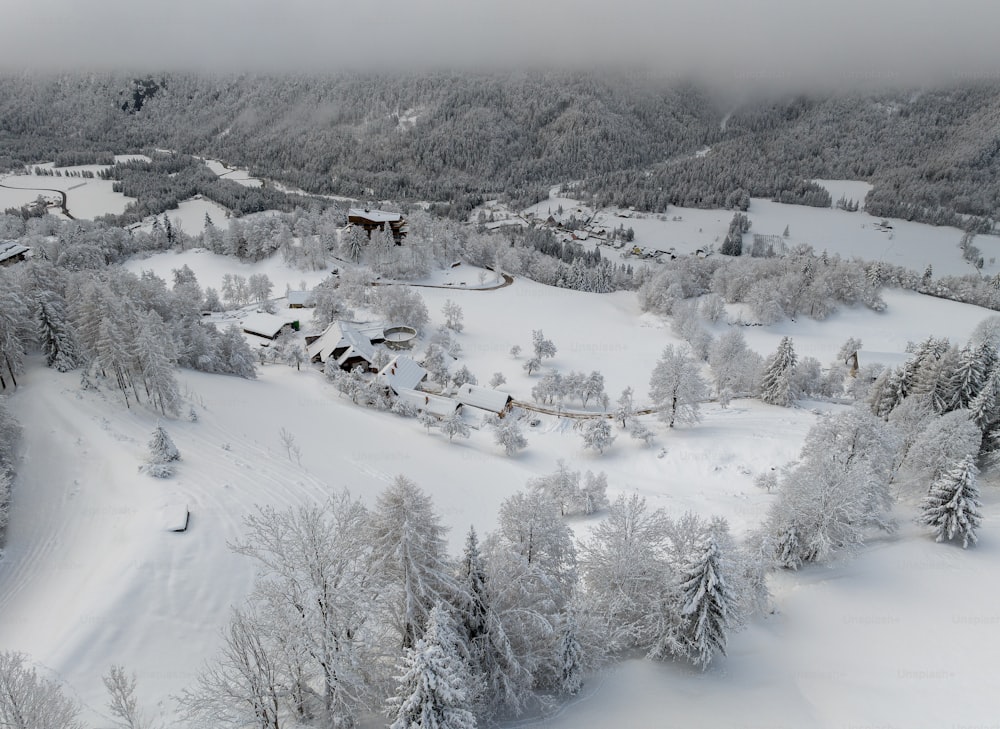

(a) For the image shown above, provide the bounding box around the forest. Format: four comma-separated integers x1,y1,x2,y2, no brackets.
1,73,999,226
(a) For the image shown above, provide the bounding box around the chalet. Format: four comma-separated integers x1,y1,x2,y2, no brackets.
286,290,312,308
305,321,385,370
377,355,428,394
0,242,30,267
348,208,408,242
394,388,461,417
242,312,291,340
454,384,513,417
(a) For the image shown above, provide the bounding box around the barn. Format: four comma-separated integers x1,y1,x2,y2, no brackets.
348,208,408,242
394,388,461,417
241,312,291,340
454,384,514,417
286,290,312,308
377,355,428,394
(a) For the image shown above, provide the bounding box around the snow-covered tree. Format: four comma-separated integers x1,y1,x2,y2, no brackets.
0,651,84,729
491,417,527,457
440,411,471,441
103,664,151,729
442,300,464,333
35,291,82,372
179,608,285,729
369,477,459,649
759,336,798,406
920,455,982,548
554,612,584,695
216,325,257,379
451,365,477,389
676,535,737,669
531,330,557,361
649,344,708,427
578,494,672,650
231,494,373,725
388,605,477,729
763,408,900,568
489,372,506,389
580,418,616,454
904,410,982,483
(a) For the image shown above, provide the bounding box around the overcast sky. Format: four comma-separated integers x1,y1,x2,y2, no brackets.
2,0,999,90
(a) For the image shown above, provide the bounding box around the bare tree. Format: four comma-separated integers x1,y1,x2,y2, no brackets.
104,664,154,729
0,651,84,729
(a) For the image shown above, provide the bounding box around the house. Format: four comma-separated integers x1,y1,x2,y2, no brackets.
0,242,30,267
348,208,408,242
394,388,461,417
242,312,291,340
454,384,513,417
305,321,386,370
377,355,428,394
287,290,312,308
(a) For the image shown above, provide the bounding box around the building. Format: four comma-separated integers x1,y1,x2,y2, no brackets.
454,384,514,417
0,242,30,267
377,355,428,394
394,388,461,417
287,290,312,308
241,312,291,340
305,321,386,371
348,208,408,242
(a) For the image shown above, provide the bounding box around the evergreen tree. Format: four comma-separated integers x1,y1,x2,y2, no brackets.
388,605,477,729
555,612,584,695
677,535,736,669
920,455,982,548
148,425,180,463
36,291,82,372
759,337,798,407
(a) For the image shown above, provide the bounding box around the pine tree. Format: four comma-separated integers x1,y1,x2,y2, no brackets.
555,612,584,695
36,292,82,372
677,535,736,669
388,605,477,729
148,425,180,463
759,336,798,407
920,455,983,548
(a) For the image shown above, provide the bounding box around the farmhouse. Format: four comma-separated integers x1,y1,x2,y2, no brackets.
305,321,386,370
0,242,30,267
348,208,408,242
241,312,292,340
286,290,312,308
454,384,513,417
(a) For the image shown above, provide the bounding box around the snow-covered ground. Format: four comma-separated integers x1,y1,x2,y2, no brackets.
515,182,1000,279
4,237,1000,726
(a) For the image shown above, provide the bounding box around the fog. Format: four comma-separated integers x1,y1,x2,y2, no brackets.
2,0,999,90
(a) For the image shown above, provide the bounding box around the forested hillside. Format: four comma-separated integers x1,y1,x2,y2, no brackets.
1,72,999,225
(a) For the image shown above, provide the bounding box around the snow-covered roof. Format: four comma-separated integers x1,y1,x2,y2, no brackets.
241,312,289,339
378,356,427,393
287,290,312,306
306,321,384,363
348,208,402,223
454,384,513,414
395,388,461,417
0,241,29,263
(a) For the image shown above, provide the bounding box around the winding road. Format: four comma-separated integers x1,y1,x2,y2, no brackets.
0,180,75,219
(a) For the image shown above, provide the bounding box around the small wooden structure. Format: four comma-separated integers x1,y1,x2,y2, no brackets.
0,242,29,267
287,290,312,308
348,208,408,242
454,384,513,417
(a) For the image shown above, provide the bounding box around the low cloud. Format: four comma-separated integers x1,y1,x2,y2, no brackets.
1,0,999,90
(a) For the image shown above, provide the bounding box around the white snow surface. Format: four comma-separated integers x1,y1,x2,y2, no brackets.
3,226,1000,726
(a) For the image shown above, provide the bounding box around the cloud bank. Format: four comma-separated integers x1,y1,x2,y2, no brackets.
1,0,999,90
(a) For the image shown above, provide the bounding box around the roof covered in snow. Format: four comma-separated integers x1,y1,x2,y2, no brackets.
378,356,427,393
0,241,29,262
241,312,289,339
454,384,513,414
286,290,312,306
306,321,384,363
348,208,402,223
395,388,461,417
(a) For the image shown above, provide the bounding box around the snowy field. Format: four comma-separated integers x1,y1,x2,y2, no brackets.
4,232,1000,727
516,181,1000,279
